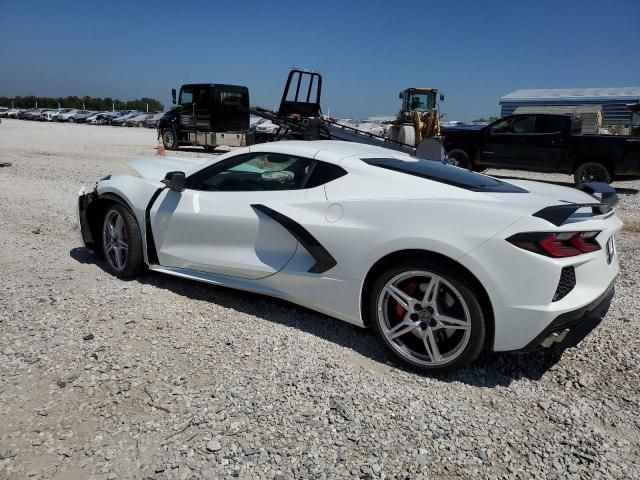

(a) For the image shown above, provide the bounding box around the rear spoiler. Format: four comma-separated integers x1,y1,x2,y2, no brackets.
533,182,619,226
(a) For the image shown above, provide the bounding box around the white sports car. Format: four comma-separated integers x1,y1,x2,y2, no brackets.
78,140,621,372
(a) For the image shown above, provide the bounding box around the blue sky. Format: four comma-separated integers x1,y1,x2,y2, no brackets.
1,0,638,120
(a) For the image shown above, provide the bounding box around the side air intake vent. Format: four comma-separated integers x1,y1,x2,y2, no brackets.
553,266,576,302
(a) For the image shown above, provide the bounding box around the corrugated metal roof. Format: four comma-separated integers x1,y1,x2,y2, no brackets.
501,87,640,102
513,105,602,115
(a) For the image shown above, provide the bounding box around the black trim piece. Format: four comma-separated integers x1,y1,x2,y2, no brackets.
578,181,619,212
514,281,615,352
78,189,99,248
532,204,581,226
145,188,165,265
251,204,337,274
534,183,619,226
362,157,528,193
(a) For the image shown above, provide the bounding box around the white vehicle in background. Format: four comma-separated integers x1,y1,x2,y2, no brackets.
3,108,21,118
86,111,109,124
125,112,154,127
56,109,82,122
49,108,74,121
77,140,621,372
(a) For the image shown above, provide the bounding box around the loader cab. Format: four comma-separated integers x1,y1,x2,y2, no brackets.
400,88,438,113
160,83,252,151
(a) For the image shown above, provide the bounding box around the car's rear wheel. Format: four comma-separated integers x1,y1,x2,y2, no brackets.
101,204,144,278
162,128,179,150
574,162,611,185
369,260,486,372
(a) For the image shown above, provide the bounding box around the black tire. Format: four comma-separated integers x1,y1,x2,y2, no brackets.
369,258,486,373
574,162,611,185
101,204,144,278
162,127,179,150
68,117,75,123
447,148,472,168
203,145,216,153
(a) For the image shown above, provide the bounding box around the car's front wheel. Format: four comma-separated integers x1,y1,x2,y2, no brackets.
101,204,144,278
369,259,486,372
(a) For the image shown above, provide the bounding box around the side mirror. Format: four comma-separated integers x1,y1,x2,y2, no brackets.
440,94,445,101
162,171,186,192
171,88,177,105
398,91,403,99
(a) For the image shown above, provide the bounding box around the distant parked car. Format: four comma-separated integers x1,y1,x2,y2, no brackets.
7,108,25,118
37,109,56,121
99,112,123,125
85,112,109,124
144,112,165,128
71,111,96,123
50,108,73,121
56,110,81,122
19,109,44,120
125,113,154,127
0,107,9,117
111,112,140,126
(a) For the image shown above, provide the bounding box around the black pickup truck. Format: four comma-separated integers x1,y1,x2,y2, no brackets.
442,114,640,184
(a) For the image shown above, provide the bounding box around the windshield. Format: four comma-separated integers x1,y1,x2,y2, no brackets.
407,92,435,112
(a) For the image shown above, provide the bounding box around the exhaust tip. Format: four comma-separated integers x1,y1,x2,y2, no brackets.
540,328,570,348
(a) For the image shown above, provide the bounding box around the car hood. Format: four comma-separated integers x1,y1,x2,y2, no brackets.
129,156,209,181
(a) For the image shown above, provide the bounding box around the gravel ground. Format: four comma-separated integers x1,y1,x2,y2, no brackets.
0,118,639,480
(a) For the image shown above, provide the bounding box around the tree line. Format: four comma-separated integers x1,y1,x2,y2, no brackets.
0,95,164,112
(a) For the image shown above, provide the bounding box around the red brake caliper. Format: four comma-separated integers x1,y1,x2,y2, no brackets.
394,281,417,319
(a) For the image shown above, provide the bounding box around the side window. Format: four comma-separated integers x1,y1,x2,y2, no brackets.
179,87,193,106
489,116,535,134
534,116,564,134
305,162,348,188
188,153,315,192
221,91,243,105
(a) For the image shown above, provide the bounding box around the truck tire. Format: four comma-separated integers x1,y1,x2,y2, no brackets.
574,162,611,185
447,149,473,169
161,128,179,150
386,125,399,142
398,125,416,146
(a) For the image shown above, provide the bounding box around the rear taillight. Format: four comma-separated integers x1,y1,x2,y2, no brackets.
507,231,601,258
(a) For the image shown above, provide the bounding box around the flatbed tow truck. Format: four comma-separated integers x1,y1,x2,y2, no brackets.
160,68,445,159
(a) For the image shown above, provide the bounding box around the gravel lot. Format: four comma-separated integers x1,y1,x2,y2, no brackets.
0,118,639,480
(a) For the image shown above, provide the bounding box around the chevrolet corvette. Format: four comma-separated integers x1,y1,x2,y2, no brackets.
78,141,621,372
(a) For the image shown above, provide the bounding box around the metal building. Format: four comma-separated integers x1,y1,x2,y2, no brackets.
500,87,640,128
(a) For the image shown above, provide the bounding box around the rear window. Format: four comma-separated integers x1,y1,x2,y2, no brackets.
362,157,527,193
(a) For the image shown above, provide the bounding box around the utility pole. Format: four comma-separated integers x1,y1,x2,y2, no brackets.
146,103,149,112
112,102,115,112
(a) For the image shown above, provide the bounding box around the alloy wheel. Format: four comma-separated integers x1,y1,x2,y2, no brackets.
102,210,129,271
377,270,472,367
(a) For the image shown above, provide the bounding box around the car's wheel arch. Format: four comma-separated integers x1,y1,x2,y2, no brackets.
85,193,143,256
360,249,495,350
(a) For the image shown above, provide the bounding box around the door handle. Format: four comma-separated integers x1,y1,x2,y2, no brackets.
481,151,494,155
625,138,640,143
